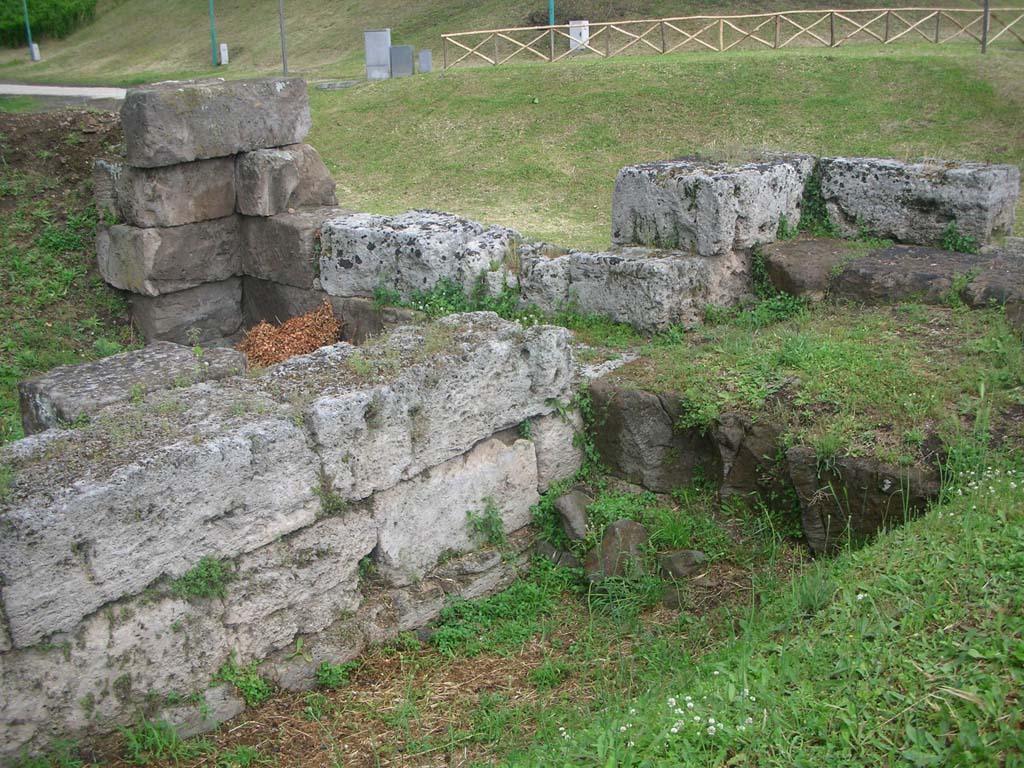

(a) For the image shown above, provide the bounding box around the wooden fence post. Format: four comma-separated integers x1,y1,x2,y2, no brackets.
884,10,891,42
549,26,555,61
442,37,448,70
982,0,991,52
718,18,724,50
829,11,835,46
660,20,667,53
493,33,498,65
774,14,781,48
605,23,611,57
934,12,941,43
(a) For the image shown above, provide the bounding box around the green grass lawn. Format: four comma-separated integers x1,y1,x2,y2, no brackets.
308,45,1024,249
0,0,1000,85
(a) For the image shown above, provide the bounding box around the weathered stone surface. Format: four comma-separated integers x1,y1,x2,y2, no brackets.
830,245,994,305
0,407,320,647
787,446,941,555
100,156,236,228
712,412,790,505
555,489,592,541
160,686,245,739
612,155,814,255
17,341,245,435
130,277,243,344
761,237,861,301
225,513,378,661
589,378,721,493
236,144,337,216
122,78,312,168
329,296,420,345
303,315,573,500
658,549,707,579
535,540,582,569
1007,299,1024,338
98,217,241,297
374,437,539,586
819,157,1019,245
521,248,750,331
530,411,584,491
240,207,343,289
583,519,650,581
320,210,522,298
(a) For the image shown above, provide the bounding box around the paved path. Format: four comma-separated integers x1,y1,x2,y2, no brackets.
0,83,126,100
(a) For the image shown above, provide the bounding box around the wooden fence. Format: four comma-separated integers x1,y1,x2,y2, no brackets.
440,7,1024,69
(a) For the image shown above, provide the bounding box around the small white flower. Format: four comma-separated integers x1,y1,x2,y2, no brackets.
745,717,754,725
694,716,702,722
686,701,694,709
619,726,627,733
713,670,720,676
749,696,756,702
667,697,676,708
628,741,635,747
707,726,717,735
629,708,637,715
670,727,678,734
856,593,868,601
708,718,716,725
738,725,746,732
684,695,692,701
674,708,684,715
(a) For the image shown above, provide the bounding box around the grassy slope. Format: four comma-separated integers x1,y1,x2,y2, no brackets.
309,46,1024,249
0,0,997,84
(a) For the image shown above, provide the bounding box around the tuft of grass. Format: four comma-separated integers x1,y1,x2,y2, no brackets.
118,718,211,766
214,654,275,708
169,556,234,601
315,660,359,690
466,497,508,550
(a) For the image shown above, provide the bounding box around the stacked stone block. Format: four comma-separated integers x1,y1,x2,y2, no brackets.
96,78,340,346
0,313,584,758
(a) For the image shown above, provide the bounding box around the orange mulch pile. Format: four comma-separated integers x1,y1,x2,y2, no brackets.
237,300,343,367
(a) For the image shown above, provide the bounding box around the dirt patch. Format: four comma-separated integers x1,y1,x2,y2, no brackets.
238,300,343,367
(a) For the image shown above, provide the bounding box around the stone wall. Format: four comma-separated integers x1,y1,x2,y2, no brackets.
95,78,340,346
0,313,583,758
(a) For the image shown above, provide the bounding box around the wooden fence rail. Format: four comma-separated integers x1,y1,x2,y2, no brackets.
441,7,1024,69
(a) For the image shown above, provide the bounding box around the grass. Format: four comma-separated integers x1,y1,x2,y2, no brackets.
0,153,135,443
0,96,44,113
304,45,1024,249
618,302,1024,466
0,0,1001,85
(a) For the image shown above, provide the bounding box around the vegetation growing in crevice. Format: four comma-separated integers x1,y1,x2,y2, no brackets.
169,556,235,602
214,654,275,708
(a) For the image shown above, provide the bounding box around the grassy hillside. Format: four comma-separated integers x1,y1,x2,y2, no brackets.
0,0,998,85
308,46,1024,249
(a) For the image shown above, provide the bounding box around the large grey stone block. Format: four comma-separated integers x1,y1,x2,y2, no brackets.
130,277,243,344
374,436,539,585
612,155,814,255
520,247,751,331
121,78,312,168
299,314,574,502
17,341,245,435
240,207,344,289
94,157,236,227
819,157,1019,245
0,407,320,647
98,217,241,297
235,144,337,217
319,210,521,299
389,45,415,78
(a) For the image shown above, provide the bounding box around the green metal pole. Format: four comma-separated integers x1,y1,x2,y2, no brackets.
209,0,218,66
549,0,555,26
21,0,33,54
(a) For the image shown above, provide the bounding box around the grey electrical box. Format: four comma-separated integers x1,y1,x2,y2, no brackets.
364,29,392,81
419,49,433,74
389,45,415,78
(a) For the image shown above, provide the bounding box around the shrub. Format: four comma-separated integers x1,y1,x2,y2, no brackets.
0,0,98,48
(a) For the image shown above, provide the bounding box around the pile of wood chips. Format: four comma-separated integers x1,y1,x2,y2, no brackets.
237,300,342,367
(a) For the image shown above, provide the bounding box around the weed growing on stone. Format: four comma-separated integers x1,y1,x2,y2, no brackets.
118,718,212,765
214,655,275,708
313,471,348,518
169,556,235,601
940,221,979,254
797,168,842,238
466,497,508,550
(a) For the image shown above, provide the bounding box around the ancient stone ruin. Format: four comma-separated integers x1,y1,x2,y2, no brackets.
1,77,1020,759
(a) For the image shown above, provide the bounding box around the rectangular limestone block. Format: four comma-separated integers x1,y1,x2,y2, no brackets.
121,78,312,168
0,409,320,647
236,144,337,216
106,156,236,227
17,341,245,435
519,247,751,332
98,216,241,296
240,207,344,289
819,157,1020,246
373,436,539,586
612,155,814,255
130,278,243,345
319,210,521,298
